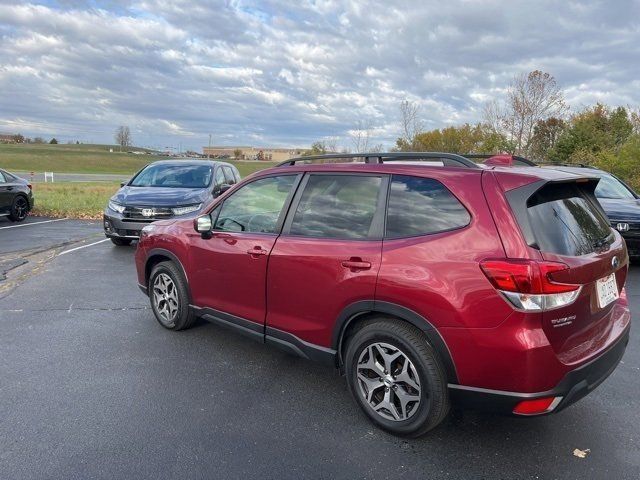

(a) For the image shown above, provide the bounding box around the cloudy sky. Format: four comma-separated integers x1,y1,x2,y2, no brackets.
0,0,638,151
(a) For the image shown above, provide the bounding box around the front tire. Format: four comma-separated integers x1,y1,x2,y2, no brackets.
149,261,195,330
8,195,29,222
344,319,450,437
110,237,132,246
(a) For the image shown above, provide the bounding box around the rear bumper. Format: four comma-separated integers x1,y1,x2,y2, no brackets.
448,323,630,415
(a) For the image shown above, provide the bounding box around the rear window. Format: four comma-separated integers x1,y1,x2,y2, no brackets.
385,175,470,238
527,183,613,256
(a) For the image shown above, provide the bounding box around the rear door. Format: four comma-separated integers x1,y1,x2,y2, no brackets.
515,179,628,361
265,173,387,347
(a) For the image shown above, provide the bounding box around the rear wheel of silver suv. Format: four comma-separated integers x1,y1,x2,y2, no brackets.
149,261,196,330
345,319,450,437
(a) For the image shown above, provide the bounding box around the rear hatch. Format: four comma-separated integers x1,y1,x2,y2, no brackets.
501,174,628,363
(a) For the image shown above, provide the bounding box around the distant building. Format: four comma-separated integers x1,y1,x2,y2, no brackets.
0,134,18,143
203,146,303,162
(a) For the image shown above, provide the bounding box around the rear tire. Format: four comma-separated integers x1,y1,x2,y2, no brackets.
149,261,196,331
344,318,450,437
110,237,132,246
8,195,29,222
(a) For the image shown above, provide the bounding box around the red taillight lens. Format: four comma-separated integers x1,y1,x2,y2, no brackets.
480,259,579,294
27,184,32,190
513,396,561,415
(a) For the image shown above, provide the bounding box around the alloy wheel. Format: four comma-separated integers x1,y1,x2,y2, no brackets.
152,273,179,325
14,197,28,220
356,342,422,421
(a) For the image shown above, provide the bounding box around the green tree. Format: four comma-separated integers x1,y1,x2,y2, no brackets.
49,138,58,144
551,104,634,163
302,141,328,156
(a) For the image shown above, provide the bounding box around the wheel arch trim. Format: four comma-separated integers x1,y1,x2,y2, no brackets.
333,300,459,383
145,248,192,303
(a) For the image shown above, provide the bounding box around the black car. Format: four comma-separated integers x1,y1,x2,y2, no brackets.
0,168,33,222
545,165,640,257
104,159,241,246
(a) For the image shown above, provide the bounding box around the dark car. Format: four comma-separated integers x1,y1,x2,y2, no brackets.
0,168,33,222
543,166,640,257
134,152,630,437
104,159,240,246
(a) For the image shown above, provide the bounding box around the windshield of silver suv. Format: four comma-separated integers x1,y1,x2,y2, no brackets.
130,164,213,188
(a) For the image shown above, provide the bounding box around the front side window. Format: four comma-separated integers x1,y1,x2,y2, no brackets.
214,175,296,233
223,166,237,185
213,167,226,188
130,164,212,188
386,175,470,238
0,171,6,183
289,175,382,239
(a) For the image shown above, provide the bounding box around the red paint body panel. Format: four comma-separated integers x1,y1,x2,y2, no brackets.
266,236,381,345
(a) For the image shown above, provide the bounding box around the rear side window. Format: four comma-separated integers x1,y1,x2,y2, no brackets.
527,183,612,256
385,175,470,238
0,171,5,183
289,174,383,239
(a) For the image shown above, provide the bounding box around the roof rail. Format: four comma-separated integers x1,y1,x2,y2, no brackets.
276,152,480,169
540,162,592,168
463,154,538,166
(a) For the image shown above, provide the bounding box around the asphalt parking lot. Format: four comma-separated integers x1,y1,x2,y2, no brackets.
0,218,638,479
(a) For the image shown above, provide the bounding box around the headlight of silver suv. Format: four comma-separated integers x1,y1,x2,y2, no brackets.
172,204,202,216
108,200,125,214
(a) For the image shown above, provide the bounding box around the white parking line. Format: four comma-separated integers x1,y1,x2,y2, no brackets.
58,238,110,256
0,218,69,230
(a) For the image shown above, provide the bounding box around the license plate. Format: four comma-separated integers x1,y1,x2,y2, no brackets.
596,274,619,308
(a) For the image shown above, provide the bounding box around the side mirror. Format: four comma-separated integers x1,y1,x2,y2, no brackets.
213,183,232,198
120,181,127,187
194,214,213,239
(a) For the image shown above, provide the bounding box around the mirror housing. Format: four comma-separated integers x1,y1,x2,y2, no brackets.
194,214,213,239
120,181,128,187
213,183,232,198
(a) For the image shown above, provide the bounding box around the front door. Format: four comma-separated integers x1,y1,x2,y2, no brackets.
266,173,387,347
188,174,300,326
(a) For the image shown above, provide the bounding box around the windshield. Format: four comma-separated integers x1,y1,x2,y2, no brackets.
594,174,635,200
130,164,212,188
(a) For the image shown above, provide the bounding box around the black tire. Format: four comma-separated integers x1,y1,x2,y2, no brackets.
110,237,132,246
8,195,29,222
344,318,450,437
148,261,196,331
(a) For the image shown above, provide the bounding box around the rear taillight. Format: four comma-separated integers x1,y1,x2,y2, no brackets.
480,259,581,311
27,184,32,190
513,396,563,415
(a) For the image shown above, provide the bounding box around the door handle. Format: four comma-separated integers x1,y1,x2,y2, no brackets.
341,258,372,270
247,246,268,256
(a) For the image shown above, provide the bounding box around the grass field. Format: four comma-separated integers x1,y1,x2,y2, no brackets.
0,143,277,177
4,143,278,218
31,182,120,219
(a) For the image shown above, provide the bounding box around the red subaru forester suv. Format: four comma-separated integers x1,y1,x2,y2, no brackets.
135,153,631,437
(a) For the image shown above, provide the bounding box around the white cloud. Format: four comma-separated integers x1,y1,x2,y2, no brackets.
0,0,638,150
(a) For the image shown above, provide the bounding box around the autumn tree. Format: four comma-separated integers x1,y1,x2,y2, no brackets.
410,123,511,154
233,148,242,160
529,117,566,160
484,70,567,156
